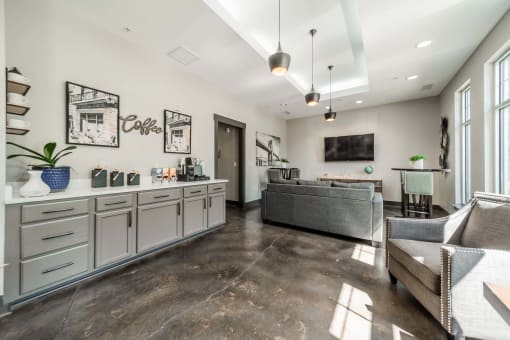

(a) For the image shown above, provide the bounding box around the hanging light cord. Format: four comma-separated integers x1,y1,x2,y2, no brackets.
311,31,315,89
278,0,281,44
329,68,332,109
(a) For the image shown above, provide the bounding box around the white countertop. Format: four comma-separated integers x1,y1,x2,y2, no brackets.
5,178,228,205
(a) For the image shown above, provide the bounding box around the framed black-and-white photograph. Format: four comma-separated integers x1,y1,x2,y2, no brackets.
164,110,191,154
66,82,120,148
256,131,280,166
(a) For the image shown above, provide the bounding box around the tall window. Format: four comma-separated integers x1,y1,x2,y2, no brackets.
460,85,472,203
497,49,510,195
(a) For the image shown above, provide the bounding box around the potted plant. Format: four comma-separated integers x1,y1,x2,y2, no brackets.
280,158,289,168
7,142,77,192
409,154,426,169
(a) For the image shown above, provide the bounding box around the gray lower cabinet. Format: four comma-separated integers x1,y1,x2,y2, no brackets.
95,208,134,268
137,200,182,252
208,192,226,227
183,195,207,236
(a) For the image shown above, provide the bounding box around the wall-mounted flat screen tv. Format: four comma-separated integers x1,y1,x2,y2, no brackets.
324,133,374,161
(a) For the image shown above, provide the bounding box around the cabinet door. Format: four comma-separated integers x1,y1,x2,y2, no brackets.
183,195,207,237
137,200,182,253
208,193,226,228
95,208,133,268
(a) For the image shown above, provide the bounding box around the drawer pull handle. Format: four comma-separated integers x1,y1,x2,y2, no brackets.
209,197,212,208
42,262,74,274
154,195,170,199
42,208,75,214
203,198,206,210
42,231,75,240
213,188,222,191
190,190,202,194
128,211,132,227
177,202,181,216
104,200,128,206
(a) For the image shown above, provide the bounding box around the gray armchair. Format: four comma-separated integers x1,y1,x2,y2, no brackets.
386,192,510,339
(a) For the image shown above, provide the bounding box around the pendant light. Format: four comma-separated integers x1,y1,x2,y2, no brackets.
324,65,336,121
268,0,291,76
305,29,320,106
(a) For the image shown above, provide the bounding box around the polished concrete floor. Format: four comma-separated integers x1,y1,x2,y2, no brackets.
0,206,448,340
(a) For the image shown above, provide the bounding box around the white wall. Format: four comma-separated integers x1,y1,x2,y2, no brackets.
4,0,286,203
438,10,510,211
0,0,6,297
287,97,441,203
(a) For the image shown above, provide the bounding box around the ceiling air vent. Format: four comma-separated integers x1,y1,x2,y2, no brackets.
167,46,199,66
282,110,291,115
421,84,433,91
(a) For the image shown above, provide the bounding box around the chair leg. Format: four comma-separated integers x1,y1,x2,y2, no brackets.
428,195,433,218
388,271,397,285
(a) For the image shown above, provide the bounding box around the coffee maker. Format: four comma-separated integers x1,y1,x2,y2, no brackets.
177,157,209,181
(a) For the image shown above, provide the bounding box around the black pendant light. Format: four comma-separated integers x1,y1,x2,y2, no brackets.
324,65,336,121
305,29,320,106
268,0,291,76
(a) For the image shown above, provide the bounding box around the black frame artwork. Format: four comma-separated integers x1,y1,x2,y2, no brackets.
66,81,120,148
164,110,192,154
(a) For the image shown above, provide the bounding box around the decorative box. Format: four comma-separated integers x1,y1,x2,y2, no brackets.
91,168,107,188
127,171,140,186
110,170,124,187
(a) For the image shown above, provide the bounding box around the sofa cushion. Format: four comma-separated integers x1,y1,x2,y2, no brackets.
387,239,442,293
266,183,374,201
350,183,375,191
270,178,298,185
297,180,332,187
461,200,510,250
332,182,351,188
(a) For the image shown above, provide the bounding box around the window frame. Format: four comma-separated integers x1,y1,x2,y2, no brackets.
496,49,510,195
460,85,472,204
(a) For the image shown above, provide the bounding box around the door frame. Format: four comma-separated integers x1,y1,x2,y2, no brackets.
214,114,246,208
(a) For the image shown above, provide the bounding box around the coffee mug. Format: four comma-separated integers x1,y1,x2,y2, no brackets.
7,118,30,129
7,92,28,106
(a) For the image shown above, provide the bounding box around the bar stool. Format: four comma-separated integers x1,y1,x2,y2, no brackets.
267,168,283,182
403,171,433,218
289,168,300,179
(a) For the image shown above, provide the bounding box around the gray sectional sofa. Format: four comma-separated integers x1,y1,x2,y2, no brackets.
261,180,383,245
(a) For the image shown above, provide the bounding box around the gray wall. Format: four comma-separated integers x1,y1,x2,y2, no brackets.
286,97,441,203
438,10,510,210
4,0,286,203
0,0,6,295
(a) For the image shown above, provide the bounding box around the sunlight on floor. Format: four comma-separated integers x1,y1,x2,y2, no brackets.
329,283,373,339
351,244,376,266
392,324,415,340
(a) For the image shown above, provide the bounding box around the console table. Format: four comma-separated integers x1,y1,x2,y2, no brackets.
319,176,383,193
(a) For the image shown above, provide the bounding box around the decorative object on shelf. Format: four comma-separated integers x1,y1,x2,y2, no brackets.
7,67,30,86
6,67,31,132
119,114,162,135
66,81,119,148
7,117,30,130
280,158,289,168
164,110,191,154
305,29,320,106
110,170,125,186
409,154,426,169
7,92,29,107
19,170,51,197
324,65,336,121
127,171,140,186
91,167,108,188
439,117,449,170
256,131,281,166
151,168,164,183
7,141,76,192
364,165,374,175
268,0,291,76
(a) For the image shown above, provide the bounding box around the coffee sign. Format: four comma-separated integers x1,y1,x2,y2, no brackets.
119,115,163,135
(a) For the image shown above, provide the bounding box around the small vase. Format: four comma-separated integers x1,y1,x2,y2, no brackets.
40,166,71,192
410,159,424,170
19,170,51,197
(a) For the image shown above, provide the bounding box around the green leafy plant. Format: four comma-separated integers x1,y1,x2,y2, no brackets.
7,142,76,168
409,154,426,162
280,158,289,163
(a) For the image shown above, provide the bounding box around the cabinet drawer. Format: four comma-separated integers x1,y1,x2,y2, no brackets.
208,183,226,193
96,194,133,211
22,199,89,224
138,189,181,205
183,186,207,198
21,244,88,294
21,215,89,259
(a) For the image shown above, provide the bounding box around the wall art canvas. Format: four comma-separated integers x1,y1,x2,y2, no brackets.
256,131,280,166
66,82,119,147
164,110,191,154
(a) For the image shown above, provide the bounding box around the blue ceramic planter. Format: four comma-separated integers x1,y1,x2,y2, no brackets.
40,167,71,192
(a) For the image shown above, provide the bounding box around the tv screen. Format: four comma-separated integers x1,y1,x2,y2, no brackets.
325,134,374,161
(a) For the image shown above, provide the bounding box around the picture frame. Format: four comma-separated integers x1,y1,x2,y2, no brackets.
256,131,281,166
164,110,192,154
66,81,120,148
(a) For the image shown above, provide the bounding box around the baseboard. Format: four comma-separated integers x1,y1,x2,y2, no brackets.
245,199,261,209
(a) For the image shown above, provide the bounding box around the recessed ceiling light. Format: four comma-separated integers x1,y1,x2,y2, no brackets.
407,75,419,80
416,40,432,48
355,100,363,104
123,27,132,33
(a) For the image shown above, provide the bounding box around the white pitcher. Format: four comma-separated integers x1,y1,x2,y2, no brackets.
19,170,51,197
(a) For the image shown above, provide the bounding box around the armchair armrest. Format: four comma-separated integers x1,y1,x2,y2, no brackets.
386,216,448,243
440,246,510,338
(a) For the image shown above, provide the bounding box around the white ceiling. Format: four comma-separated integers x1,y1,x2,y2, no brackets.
57,0,510,119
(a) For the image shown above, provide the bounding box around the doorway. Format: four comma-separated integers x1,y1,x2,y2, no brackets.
214,114,245,207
